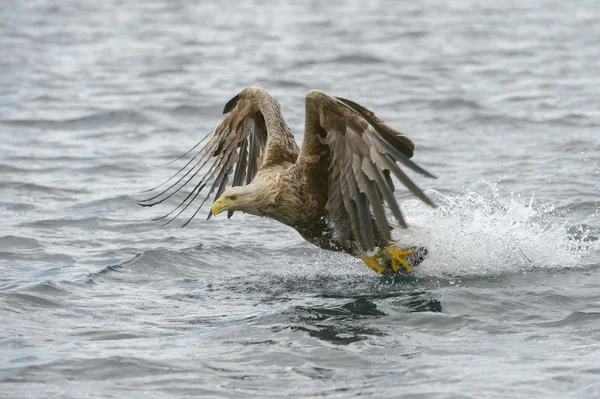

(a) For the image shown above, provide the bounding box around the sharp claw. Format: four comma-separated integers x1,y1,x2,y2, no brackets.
391,259,399,273
363,246,418,274
362,250,385,273
385,246,414,274
395,257,413,273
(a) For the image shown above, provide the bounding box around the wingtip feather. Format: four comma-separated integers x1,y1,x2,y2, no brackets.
223,93,240,114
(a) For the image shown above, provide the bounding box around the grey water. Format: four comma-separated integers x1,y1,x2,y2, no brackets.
1,0,600,397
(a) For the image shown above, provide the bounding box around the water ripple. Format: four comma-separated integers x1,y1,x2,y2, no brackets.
2,0,600,397
0,110,152,130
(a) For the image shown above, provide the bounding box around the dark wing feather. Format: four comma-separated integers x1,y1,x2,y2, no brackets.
302,90,435,252
228,127,249,219
137,94,267,226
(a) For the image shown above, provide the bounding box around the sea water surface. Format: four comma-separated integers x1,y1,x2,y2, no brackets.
1,0,600,398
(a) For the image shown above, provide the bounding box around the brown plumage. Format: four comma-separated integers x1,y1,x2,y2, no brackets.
139,87,436,269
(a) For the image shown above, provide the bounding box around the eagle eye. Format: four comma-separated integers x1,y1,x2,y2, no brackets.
229,195,237,201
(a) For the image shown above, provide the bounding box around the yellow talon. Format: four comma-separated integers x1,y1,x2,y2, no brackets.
385,246,414,273
362,250,385,273
362,246,416,274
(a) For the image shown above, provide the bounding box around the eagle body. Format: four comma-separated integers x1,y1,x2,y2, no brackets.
140,87,435,273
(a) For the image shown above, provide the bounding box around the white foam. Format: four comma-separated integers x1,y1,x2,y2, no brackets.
394,181,594,278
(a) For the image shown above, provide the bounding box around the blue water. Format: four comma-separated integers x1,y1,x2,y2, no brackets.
1,1,600,397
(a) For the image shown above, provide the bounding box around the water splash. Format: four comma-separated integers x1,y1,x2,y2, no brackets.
395,182,597,278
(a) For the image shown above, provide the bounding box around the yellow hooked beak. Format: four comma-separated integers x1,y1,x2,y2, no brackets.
211,197,233,216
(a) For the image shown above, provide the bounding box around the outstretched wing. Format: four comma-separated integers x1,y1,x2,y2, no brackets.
300,90,435,252
138,88,296,225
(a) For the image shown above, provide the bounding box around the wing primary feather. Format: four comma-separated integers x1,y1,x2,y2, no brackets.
139,152,199,196
383,169,395,192
378,171,407,228
232,134,249,187
205,168,231,221
138,155,203,205
200,146,239,221
139,132,222,203
369,133,436,179
159,182,207,226
326,143,350,243
345,134,375,249
246,120,262,185
376,168,407,228
361,157,407,228
346,157,371,250
328,136,350,243
359,158,391,241
155,132,212,168
222,94,240,114
378,152,436,207
359,192,375,249
246,129,257,184
335,96,436,179
335,132,364,250
346,127,392,241
153,141,232,222
335,96,415,159
139,142,220,207
152,155,223,221
229,132,250,218
162,144,235,227
184,166,231,227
